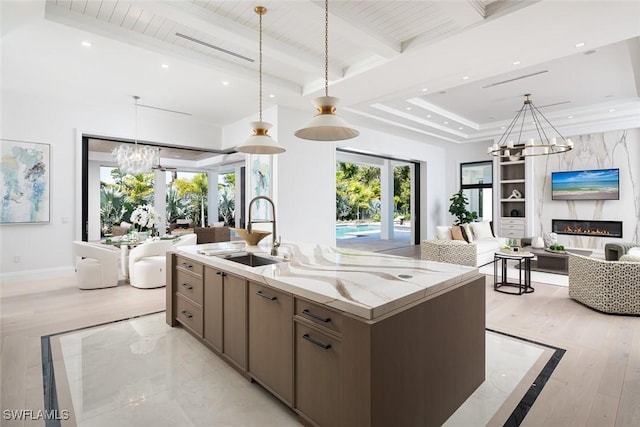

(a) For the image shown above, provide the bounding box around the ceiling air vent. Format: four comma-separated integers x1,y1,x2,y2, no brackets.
175,32,254,62
482,70,548,89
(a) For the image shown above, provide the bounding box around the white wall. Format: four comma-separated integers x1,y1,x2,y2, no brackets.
532,128,640,248
0,90,221,278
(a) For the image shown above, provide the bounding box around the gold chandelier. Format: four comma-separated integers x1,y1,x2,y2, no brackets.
294,0,359,141
112,96,158,174
235,6,285,155
488,94,573,157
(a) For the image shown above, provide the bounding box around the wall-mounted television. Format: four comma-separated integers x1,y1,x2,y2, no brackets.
551,168,619,200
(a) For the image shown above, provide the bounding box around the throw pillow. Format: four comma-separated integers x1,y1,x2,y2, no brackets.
470,221,494,240
451,225,466,241
619,254,640,262
461,223,474,243
436,226,452,240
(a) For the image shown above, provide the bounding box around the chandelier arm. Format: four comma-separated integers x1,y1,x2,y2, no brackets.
530,103,569,141
496,107,524,147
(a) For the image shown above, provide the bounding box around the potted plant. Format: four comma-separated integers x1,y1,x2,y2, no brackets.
448,189,478,225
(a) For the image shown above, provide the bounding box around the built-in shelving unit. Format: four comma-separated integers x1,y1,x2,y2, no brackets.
498,149,526,238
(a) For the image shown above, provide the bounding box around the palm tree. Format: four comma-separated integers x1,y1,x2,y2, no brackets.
173,173,208,226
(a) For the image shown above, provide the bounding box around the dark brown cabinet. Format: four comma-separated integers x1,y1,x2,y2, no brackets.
248,281,293,405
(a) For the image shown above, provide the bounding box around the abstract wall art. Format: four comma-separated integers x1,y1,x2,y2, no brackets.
0,139,50,224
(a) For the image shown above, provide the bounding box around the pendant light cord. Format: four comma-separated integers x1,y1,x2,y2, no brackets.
324,0,329,97
259,10,263,122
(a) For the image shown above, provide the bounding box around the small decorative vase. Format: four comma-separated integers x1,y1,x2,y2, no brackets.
543,232,558,248
531,236,545,249
137,231,149,242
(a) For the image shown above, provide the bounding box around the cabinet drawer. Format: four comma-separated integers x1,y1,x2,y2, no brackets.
501,224,524,231
176,256,203,277
176,270,203,305
501,229,524,238
295,298,342,335
501,218,525,226
176,295,203,336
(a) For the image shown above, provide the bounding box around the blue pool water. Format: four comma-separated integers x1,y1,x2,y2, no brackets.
336,224,380,238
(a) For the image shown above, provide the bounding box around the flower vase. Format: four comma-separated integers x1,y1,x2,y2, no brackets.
137,231,150,242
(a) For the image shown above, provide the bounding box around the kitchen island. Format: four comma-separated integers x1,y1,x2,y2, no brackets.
167,241,485,427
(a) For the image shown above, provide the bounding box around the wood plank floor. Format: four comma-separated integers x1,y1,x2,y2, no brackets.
2,248,639,426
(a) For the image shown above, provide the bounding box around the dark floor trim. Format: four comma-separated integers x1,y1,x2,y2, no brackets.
40,310,165,426
487,328,567,427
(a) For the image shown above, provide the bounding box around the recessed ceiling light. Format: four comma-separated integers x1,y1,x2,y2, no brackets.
444,121,449,125
81,41,91,47
161,64,169,69
575,42,585,48
567,115,574,119
268,94,275,98
421,88,428,92
462,76,469,80
512,61,521,66
222,81,229,86
406,107,412,111
426,115,432,118
609,109,616,112
500,126,506,130
458,127,463,130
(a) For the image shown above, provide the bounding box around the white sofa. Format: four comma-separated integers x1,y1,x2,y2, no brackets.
421,222,505,267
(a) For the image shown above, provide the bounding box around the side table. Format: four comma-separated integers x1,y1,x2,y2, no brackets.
493,251,535,295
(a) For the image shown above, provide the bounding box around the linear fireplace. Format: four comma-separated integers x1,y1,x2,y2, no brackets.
552,219,623,238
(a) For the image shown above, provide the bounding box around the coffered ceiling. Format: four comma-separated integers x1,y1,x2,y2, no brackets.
3,0,640,147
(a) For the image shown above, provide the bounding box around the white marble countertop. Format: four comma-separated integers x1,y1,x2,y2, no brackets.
175,241,480,320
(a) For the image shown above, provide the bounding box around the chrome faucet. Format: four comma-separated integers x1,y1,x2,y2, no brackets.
247,196,280,256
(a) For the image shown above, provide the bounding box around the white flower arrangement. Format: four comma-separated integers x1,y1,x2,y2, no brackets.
130,205,160,232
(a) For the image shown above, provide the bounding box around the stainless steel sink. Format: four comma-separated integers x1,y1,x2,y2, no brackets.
218,252,281,267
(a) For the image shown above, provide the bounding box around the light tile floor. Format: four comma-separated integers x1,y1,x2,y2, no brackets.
53,313,554,427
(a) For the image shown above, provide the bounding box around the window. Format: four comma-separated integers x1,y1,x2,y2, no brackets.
460,161,493,221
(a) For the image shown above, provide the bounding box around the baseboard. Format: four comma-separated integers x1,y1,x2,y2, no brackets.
0,266,75,283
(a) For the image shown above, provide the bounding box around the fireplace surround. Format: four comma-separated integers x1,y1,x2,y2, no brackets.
552,219,623,238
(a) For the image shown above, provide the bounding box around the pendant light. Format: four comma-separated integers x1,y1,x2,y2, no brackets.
112,96,158,174
236,6,285,155
488,94,573,157
294,0,359,141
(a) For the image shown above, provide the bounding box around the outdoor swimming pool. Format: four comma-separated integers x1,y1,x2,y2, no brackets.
336,224,381,239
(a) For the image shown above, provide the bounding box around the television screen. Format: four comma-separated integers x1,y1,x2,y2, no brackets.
551,168,619,200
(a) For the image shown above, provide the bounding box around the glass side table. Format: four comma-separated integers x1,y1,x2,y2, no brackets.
493,251,535,295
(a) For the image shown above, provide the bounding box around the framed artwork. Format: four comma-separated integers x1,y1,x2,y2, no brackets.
249,154,272,220
0,139,51,224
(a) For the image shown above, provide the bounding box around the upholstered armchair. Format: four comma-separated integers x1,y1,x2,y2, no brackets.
173,233,197,247
128,240,175,289
568,253,640,315
73,241,120,289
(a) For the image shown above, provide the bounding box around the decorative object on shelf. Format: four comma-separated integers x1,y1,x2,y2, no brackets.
294,0,359,141
546,244,566,254
130,204,160,237
543,232,558,248
510,209,520,217
487,94,573,157
531,236,545,249
112,96,158,174
448,189,478,225
236,6,285,155
0,139,50,224
507,189,522,199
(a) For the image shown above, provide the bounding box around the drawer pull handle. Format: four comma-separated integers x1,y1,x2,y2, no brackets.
181,283,193,290
216,271,227,277
303,334,331,350
182,263,193,269
256,291,277,301
302,309,331,323
181,310,193,319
